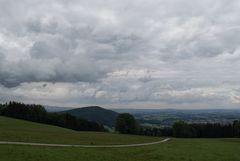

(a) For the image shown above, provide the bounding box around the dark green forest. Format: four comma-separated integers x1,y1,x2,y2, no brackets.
0,102,105,132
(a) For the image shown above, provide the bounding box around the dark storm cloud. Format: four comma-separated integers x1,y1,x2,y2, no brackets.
1,0,240,108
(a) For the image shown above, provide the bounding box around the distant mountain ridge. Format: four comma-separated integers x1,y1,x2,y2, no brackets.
61,106,119,127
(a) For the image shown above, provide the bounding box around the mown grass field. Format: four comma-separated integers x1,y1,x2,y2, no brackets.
0,116,160,145
1,116,240,161
1,138,240,161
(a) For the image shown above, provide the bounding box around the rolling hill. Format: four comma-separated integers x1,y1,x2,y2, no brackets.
0,116,160,145
1,116,240,161
61,106,119,127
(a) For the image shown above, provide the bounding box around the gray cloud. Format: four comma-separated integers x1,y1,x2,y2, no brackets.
1,0,240,108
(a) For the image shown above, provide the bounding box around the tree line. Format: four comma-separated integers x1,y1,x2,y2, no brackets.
0,102,105,132
115,113,240,138
172,121,240,138
137,121,240,138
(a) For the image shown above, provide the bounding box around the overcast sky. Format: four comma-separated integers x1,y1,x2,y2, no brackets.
0,0,240,109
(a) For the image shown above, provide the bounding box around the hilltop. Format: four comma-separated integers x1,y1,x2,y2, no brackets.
61,106,119,127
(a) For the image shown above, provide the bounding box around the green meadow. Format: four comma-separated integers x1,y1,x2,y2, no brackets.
1,116,240,161
1,138,240,161
0,116,159,145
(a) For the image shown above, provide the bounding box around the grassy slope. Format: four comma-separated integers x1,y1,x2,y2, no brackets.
0,116,159,145
1,116,240,161
1,139,240,161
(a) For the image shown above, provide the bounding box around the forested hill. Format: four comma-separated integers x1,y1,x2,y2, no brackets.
0,102,105,132
61,106,119,127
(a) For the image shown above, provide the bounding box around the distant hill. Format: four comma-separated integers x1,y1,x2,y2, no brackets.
44,105,70,112
61,106,119,127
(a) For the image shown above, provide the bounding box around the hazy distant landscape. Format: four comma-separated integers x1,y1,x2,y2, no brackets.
116,109,240,127
47,106,240,127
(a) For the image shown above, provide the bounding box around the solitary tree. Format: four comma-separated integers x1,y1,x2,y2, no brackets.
115,113,138,134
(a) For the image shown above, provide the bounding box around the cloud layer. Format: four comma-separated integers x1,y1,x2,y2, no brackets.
1,0,240,108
